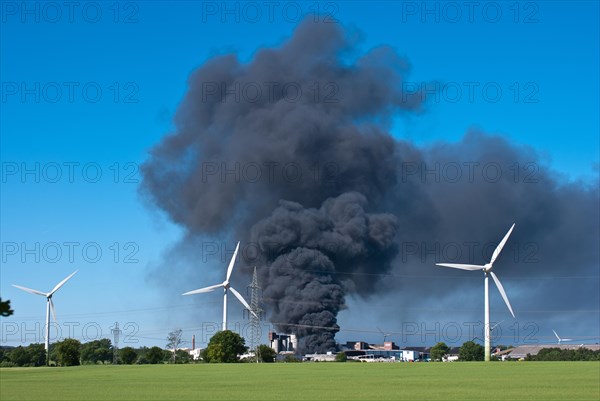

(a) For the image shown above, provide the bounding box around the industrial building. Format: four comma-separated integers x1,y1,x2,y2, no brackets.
340,341,431,362
269,331,298,354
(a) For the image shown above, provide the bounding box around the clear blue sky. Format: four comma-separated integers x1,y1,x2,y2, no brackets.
1,1,598,349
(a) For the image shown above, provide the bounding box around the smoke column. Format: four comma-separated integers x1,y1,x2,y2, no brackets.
141,19,599,351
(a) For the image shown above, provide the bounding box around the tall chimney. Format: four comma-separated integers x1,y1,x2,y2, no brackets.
192,335,195,350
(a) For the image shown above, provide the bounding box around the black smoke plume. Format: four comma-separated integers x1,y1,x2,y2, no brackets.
250,192,398,351
141,19,599,351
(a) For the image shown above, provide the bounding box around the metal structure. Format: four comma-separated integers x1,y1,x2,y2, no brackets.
246,267,263,362
111,322,122,364
12,270,78,365
436,223,516,361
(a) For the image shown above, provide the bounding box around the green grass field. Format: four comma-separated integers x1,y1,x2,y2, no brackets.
1,362,599,400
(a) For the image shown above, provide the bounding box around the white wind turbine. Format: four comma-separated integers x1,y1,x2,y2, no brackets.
12,270,78,364
377,327,393,343
436,223,516,362
183,242,257,331
552,329,573,345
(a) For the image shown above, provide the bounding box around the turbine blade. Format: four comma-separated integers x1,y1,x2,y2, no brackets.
225,242,241,282
12,284,47,297
50,270,78,296
49,299,57,322
182,283,223,296
490,271,515,318
435,263,485,271
490,320,504,331
229,287,258,319
490,224,515,265
552,329,560,341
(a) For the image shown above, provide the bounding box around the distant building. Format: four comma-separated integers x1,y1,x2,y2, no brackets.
499,344,600,360
340,341,429,361
189,348,202,360
269,331,298,354
304,352,337,362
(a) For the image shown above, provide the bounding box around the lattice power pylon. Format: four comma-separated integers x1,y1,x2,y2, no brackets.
246,267,263,362
111,322,122,364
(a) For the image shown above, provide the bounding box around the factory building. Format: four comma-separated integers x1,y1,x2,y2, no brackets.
269,331,298,354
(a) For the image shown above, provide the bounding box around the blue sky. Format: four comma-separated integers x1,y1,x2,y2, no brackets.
1,1,598,349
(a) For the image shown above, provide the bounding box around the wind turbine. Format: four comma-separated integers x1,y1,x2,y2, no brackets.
12,270,78,365
183,242,257,331
377,327,393,343
436,223,516,362
552,329,573,345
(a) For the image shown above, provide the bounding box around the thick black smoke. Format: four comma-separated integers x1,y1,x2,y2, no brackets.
250,192,398,351
141,19,599,351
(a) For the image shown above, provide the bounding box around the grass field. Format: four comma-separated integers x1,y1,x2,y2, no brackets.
1,362,599,400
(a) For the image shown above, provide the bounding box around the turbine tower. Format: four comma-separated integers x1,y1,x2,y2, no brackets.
183,242,257,331
436,224,516,361
12,270,78,365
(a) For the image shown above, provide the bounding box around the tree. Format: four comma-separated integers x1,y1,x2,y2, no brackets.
9,346,30,366
335,352,347,362
459,341,484,361
166,329,183,363
430,342,450,361
80,339,113,364
120,347,137,364
257,345,276,363
146,346,165,364
175,349,192,364
54,338,82,366
0,298,14,317
203,330,247,363
26,343,47,367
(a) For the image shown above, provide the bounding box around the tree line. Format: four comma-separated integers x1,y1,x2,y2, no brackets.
0,339,193,367
525,347,600,361
0,330,280,366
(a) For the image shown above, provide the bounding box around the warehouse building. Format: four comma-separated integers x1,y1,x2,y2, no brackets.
497,344,600,360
